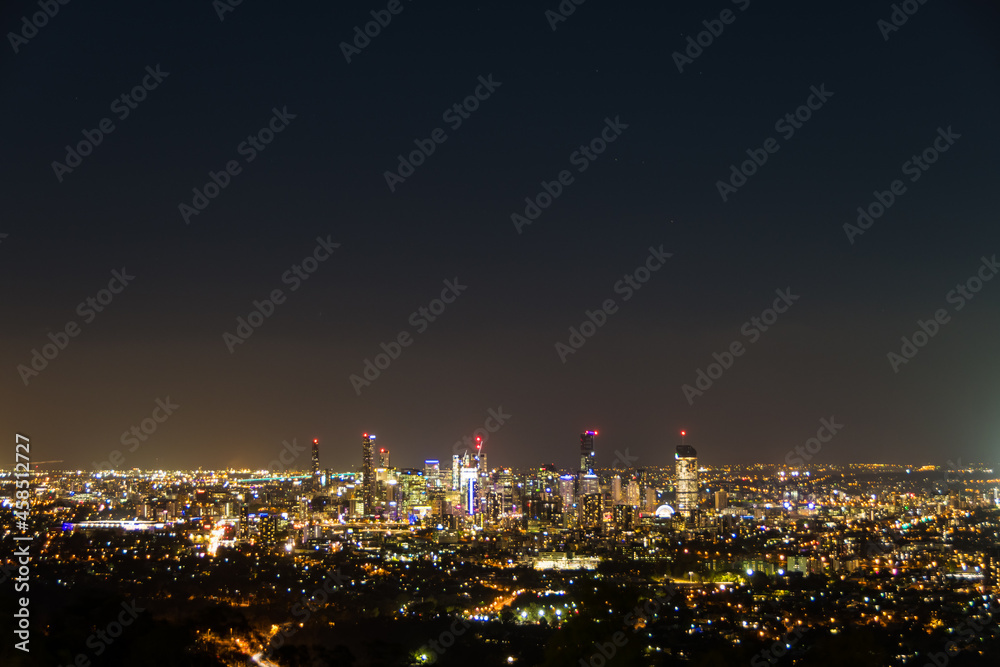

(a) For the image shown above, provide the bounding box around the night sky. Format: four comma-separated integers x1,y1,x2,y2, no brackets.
3,0,999,471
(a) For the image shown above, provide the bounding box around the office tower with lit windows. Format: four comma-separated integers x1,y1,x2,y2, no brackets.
362,433,376,515
559,474,576,510
311,438,321,490
676,444,698,515
260,515,277,545
581,493,602,529
579,430,597,474
498,468,514,514
579,473,599,497
424,460,441,489
613,503,633,530
460,465,478,515
239,505,249,540
379,448,390,468
451,455,461,491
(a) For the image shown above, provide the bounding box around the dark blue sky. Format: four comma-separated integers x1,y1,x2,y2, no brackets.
2,0,999,471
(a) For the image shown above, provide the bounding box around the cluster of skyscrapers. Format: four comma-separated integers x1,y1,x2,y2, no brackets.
296,429,703,530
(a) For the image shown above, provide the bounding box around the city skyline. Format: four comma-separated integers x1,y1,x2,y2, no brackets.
3,2,1000,663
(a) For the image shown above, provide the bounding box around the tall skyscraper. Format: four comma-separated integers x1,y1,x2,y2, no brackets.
559,474,577,510
451,455,461,491
476,436,487,475
579,430,597,474
311,438,321,491
676,442,698,515
379,448,390,468
460,465,478,515
498,468,514,515
362,433,376,515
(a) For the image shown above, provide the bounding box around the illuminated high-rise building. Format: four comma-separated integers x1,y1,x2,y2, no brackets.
498,468,514,514
579,473,599,497
239,504,249,540
626,480,641,507
379,448,390,468
362,433,376,515
676,438,698,515
476,436,487,475
424,460,441,490
260,515,277,545
451,455,461,491
559,474,576,510
460,465,478,515
579,430,597,474
613,503,633,530
580,493,602,529
311,438,321,490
